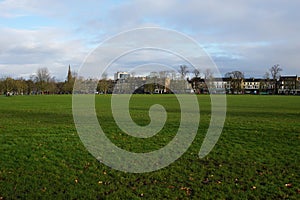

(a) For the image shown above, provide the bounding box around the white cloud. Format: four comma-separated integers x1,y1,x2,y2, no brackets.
0,0,64,18
0,27,87,80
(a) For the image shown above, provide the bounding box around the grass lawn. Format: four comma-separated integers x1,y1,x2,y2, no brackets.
0,94,299,199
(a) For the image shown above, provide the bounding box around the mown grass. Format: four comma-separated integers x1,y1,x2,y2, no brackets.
0,94,299,199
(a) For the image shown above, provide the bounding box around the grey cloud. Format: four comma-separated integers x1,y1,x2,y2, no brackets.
78,0,297,77
1,0,300,79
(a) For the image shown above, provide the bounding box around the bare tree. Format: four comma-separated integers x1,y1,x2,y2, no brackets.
269,64,282,94
35,67,51,83
159,71,167,79
269,64,282,80
192,68,201,78
190,68,201,94
260,72,271,94
264,72,270,79
33,67,52,94
225,71,244,79
97,72,110,94
225,70,244,94
204,68,213,80
178,65,189,79
202,69,214,93
130,72,136,78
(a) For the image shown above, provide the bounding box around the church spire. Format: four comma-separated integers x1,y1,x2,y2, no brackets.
67,65,72,83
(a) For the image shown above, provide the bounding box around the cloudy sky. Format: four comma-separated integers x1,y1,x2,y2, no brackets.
0,0,299,80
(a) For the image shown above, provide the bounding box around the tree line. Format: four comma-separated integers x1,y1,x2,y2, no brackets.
223,64,283,94
0,64,285,96
186,64,284,94
0,67,75,96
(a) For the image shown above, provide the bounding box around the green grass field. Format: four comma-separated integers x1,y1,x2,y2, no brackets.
0,95,299,199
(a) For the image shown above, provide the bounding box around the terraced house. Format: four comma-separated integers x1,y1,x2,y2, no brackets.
109,72,300,95
278,75,300,95
188,75,299,95
244,78,261,94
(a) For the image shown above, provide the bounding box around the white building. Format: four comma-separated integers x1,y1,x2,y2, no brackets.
244,78,261,94
114,72,130,80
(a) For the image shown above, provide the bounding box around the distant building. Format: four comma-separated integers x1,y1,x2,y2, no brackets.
67,65,72,83
189,77,230,94
154,77,171,94
244,78,261,94
278,75,300,94
114,72,130,80
109,71,300,95
259,78,275,95
211,78,230,94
